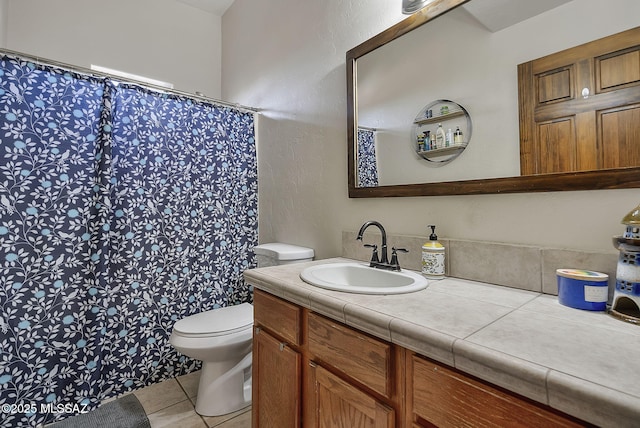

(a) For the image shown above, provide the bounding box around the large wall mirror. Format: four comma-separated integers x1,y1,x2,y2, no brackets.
347,0,640,197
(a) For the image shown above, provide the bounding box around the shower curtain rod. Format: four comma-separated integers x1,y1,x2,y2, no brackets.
0,48,259,114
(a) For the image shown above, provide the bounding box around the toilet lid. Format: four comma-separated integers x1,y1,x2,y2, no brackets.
173,303,253,336
254,243,314,260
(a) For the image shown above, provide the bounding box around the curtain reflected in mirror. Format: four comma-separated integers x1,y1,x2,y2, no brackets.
357,128,378,187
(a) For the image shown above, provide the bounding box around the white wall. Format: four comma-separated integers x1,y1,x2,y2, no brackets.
0,0,7,47
3,0,221,97
222,0,640,259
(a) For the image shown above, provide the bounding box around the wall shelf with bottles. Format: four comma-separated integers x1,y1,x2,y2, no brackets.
412,99,472,165
414,109,466,125
417,143,467,157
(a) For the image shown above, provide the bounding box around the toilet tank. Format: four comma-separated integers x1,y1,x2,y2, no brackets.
254,243,314,268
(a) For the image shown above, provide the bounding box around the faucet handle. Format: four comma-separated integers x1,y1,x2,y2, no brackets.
390,247,408,271
363,243,380,265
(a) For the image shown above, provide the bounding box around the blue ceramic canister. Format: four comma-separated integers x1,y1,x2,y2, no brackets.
556,269,609,311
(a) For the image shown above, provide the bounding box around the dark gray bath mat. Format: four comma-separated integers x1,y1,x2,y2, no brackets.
48,394,150,428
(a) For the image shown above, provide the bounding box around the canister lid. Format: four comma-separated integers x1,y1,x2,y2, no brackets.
621,203,640,225
254,243,314,260
556,269,608,282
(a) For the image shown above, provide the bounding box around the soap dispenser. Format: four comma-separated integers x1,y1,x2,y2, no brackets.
422,225,445,279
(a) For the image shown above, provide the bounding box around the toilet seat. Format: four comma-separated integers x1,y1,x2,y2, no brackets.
172,303,253,338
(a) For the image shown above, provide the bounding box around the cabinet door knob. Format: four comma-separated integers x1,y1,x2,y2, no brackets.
582,87,590,99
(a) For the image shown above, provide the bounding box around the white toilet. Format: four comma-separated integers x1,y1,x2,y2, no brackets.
169,242,314,416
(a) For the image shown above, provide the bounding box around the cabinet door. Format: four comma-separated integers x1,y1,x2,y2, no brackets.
253,327,301,428
312,364,394,428
518,25,640,175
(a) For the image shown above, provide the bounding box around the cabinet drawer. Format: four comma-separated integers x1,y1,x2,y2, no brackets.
411,355,582,427
253,290,302,346
308,313,391,398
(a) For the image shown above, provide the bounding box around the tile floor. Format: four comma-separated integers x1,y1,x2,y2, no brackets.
131,370,251,428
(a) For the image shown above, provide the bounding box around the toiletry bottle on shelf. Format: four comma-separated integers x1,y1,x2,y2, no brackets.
435,124,445,149
417,133,425,151
423,131,431,151
454,126,463,144
446,128,453,147
422,225,445,279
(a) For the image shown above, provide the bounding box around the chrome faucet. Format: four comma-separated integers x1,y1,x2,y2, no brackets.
356,221,407,271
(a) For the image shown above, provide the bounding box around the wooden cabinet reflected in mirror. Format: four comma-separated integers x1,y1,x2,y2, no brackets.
519,26,640,176
347,0,640,198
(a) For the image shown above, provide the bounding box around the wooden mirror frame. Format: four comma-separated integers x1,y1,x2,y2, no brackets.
347,0,640,197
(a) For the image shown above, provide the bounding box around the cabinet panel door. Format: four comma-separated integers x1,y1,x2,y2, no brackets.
411,355,582,428
253,328,301,428
313,364,394,428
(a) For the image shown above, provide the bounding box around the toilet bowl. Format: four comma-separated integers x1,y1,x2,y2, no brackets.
170,303,253,416
170,243,314,416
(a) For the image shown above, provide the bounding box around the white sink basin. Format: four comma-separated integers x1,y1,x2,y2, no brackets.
299,262,428,294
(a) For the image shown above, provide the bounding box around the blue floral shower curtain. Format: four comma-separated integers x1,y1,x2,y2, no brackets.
357,128,378,187
0,56,257,427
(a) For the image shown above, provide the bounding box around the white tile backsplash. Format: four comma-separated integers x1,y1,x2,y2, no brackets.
343,231,617,297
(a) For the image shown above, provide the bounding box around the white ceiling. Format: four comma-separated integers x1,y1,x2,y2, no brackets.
173,0,573,29
174,0,572,27
174,0,235,16
462,0,573,32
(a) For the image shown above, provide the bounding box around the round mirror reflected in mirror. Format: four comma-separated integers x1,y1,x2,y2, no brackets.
412,99,472,166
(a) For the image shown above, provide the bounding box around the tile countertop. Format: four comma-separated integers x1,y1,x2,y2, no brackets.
243,258,640,428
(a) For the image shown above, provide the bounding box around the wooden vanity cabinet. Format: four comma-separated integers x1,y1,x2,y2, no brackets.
252,289,584,427
252,290,401,427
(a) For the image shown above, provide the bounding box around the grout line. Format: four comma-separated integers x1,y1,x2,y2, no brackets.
174,375,210,427
175,376,191,399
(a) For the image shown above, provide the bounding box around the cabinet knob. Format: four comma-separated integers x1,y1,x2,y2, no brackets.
582,87,590,99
